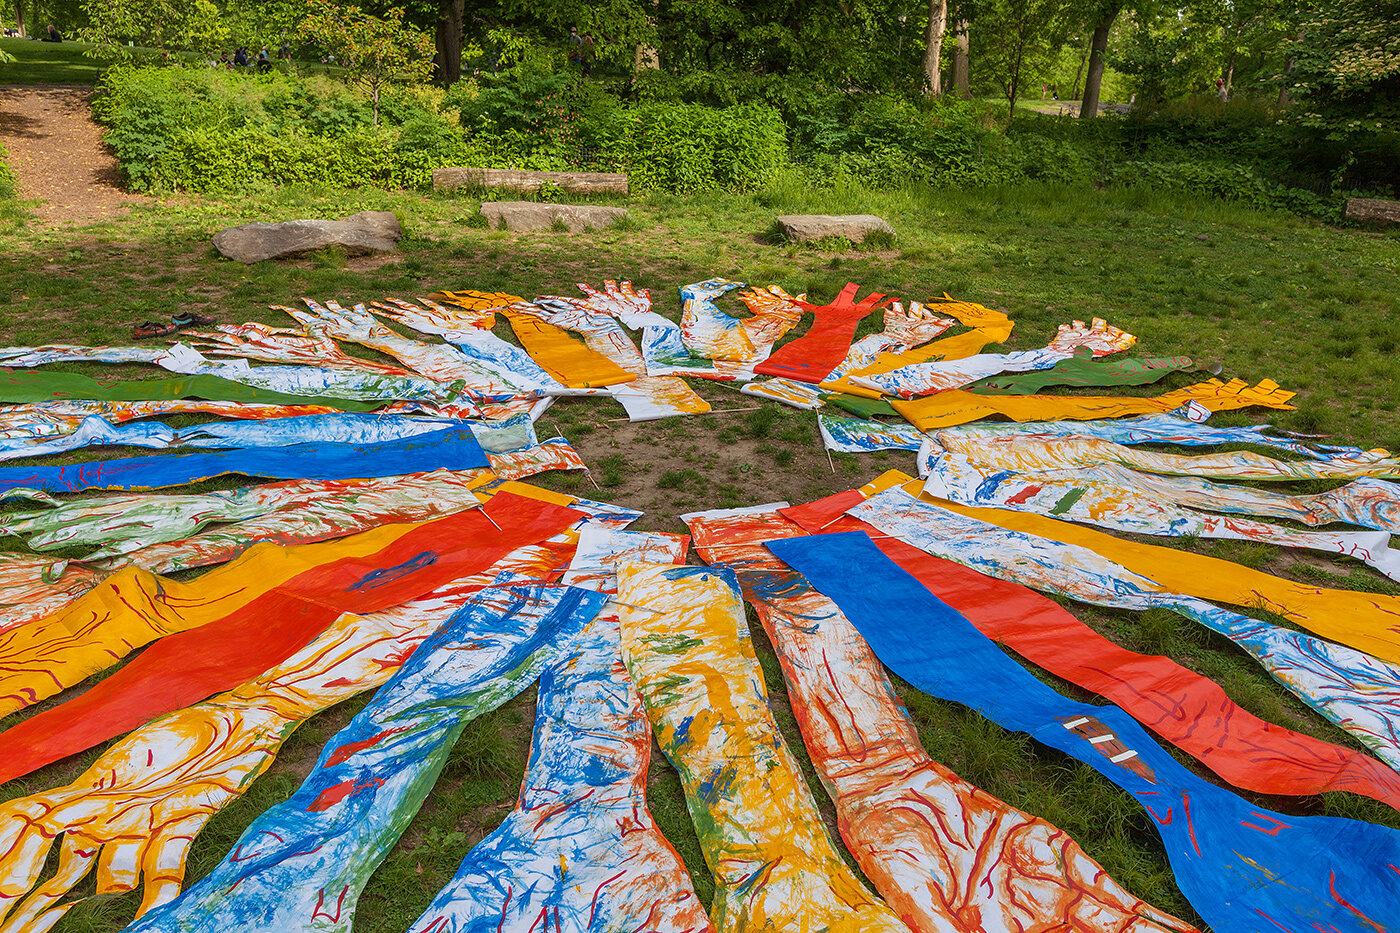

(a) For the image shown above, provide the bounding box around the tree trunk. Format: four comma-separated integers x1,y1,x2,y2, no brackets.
1223,50,1236,100
1006,43,1025,122
922,0,948,96
436,0,465,86
1079,4,1120,119
1277,28,1303,108
13,0,24,37
1071,36,1090,100
952,20,970,98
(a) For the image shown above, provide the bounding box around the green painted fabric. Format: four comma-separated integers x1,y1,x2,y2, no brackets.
0,371,381,411
967,355,1202,395
826,392,901,418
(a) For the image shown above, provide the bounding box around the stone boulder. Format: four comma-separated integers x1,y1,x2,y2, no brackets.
212,211,401,263
776,214,895,244
1345,197,1400,226
482,201,629,232
434,167,629,195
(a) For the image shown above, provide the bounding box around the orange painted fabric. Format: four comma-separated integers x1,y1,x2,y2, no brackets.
893,378,1296,430
0,493,581,785
501,309,636,388
687,507,1198,933
753,283,891,383
824,297,1014,398
782,491,1400,812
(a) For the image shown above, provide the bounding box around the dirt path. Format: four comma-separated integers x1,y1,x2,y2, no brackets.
0,84,145,223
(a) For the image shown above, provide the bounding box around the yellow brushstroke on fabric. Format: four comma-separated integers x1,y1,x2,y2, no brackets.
501,310,636,388
428,289,523,321
0,516,431,719
893,378,1296,431
823,297,1015,397
616,563,911,933
861,470,1400,666
465,474,578,508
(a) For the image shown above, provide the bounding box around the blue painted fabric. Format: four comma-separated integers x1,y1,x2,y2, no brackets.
130,580,609,933
767,531,1400,933
0,424,489,493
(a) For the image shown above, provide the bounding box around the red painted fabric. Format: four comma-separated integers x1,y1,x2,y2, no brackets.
752,283,890,383
0,492,581,784
782,491,1400,811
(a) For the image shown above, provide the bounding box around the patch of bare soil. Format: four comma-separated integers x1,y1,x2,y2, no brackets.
0,84,147,223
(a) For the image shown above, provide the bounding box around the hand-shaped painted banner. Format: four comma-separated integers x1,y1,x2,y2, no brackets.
127,580,608,933
768,531,1400,933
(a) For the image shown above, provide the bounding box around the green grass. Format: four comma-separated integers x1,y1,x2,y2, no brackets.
0,38,113,84
0,174,1398,932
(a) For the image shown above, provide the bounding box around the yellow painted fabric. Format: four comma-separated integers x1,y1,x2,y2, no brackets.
0,515,432,719
823,297,1015,397
501,310,636,388
862,469,1400,667
893,378,1296,430
616,563,911,933
429,289,524,320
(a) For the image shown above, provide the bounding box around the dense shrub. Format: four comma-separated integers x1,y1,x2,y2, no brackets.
93,65,469,191
0,141,15,199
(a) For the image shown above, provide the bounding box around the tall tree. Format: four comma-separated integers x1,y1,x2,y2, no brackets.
301,0,435,125
952,18,970,95
923,0,948,94
436,0,465,84
1079,0,1122,117
978,0,1071,118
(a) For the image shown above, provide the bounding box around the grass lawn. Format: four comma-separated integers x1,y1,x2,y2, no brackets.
0,175,1397,931
0,38,338,85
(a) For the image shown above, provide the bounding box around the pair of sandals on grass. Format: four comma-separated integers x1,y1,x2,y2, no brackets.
132,312,217,339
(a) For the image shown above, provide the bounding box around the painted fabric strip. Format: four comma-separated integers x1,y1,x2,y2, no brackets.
825,392,901,419
0,369,385,409
183,321,414,375
0,424,489,493
0,553,102,635
740,377,828,410
288,300,530,403
926,413,1372,461
753,283,891,383
486,436,585,481
526,284,711,420
847,482,1400,771
818,413,926,453
0,493,581,782
406,527,709,933
0,469,487,565
817,301,957,386
372,297,565,396
0,413,463,464
127,580,608,933
503,309,637,389
968,354,1200,394
673,280,804,376
0,539,580,929
934,430,1400,482
685,508,1198,933
893,378,1297,431
0,488,572,714
781,494,1400,811
920,451,1400,579
616,563,912,932
0,399,361,441
850,319,1137,399
769,531,1400,933
823,296,1015,397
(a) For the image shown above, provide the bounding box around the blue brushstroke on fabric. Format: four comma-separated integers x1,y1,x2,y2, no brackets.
766,531,1400,933
130,580,608,933
0,425,490,493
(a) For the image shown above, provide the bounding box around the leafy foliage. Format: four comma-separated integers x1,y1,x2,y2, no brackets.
300,0,435,125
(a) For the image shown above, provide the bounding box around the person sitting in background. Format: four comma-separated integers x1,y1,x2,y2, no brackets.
257,46,271,72
42,24,62,42
219,50,231,68
233,45,250,68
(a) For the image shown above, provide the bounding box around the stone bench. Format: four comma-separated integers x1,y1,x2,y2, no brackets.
434,168,629,196
1345,197,1400,226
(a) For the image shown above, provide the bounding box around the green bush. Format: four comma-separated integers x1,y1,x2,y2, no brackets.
93,65,469,192
0,140,15,199
606,101,786,192
1107,159,1333,216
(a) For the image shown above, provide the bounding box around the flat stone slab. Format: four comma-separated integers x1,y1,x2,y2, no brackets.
482,201,629,232
777,214,895,243
1345,197,1400,225
212,211,401,263
436,167,629,195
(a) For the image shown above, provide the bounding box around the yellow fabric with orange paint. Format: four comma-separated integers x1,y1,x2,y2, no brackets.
0,514,435,719
892,378,1296,430
822,297,1015,398
501,309,636,388
617,562,911,933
